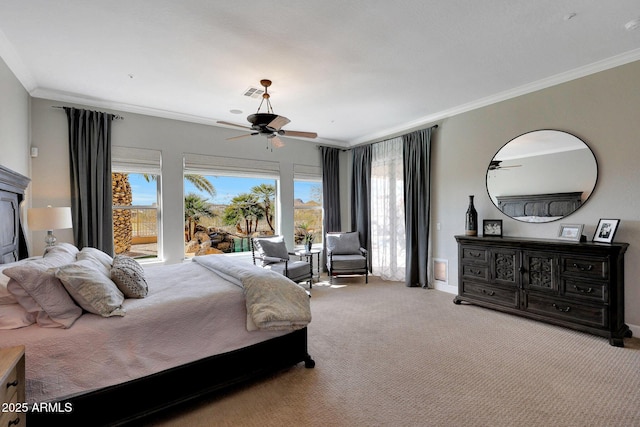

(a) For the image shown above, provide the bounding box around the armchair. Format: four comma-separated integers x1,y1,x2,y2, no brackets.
251,236,313,288
325,231,369,284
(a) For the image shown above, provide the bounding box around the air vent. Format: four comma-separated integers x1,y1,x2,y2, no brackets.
243,87,265,98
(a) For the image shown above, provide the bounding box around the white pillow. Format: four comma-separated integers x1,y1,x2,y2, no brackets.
0,261,23,305
4,262,83,328
54,259,125,317
77,247,114,277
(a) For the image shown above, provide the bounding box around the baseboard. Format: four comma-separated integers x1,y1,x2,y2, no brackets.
433,282,457,294
628,323,639,338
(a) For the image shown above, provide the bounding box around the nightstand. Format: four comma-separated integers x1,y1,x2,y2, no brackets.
0,346,25,426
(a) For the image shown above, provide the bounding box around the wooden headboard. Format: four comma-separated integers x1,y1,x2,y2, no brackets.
0,164,30,263
496,191,583,218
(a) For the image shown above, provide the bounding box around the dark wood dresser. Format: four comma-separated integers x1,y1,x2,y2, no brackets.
454,235,630,346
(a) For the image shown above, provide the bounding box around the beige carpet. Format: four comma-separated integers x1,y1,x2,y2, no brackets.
143,275,640,427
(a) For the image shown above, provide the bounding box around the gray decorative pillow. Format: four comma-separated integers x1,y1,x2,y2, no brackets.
110,255,148,298
254,237,289,265
327,232,361,255
54,259,126,317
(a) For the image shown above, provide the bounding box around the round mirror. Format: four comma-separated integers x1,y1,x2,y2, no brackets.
486,130,598,223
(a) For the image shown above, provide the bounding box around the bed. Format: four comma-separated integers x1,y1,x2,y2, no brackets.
0,165,314,426
496,191,583,222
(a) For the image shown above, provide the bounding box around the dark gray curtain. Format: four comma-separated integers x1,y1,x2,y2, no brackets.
403,128,432,287
64,107,114,254
320,146,341,271
350,145,372,271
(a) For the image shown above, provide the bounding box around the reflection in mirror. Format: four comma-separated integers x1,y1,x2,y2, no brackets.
486,130,597,223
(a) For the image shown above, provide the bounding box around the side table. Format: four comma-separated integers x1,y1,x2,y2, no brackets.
295,249,321,283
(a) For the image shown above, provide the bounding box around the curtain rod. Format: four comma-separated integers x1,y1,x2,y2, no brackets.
52,106,124,120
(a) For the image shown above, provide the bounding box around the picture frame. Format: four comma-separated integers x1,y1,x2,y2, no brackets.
483,219,503,237
592,219,620,243
557,223,584,241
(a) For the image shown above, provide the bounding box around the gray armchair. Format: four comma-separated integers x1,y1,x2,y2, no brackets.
251,236,313,288
326,231,369,284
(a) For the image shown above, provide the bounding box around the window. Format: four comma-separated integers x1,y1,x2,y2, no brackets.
294,165,323,247
183,154,279,256
112,147,162,260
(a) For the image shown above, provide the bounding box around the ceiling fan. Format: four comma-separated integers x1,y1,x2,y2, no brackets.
488,160,522,171
217,79,318,149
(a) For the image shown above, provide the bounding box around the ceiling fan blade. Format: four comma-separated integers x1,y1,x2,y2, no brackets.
267,115,290,131
217,120,252,130
271,135,285,148
280,130,318,139
226,133,256,141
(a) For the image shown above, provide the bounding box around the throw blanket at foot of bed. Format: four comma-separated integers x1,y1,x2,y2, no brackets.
193,255,311,331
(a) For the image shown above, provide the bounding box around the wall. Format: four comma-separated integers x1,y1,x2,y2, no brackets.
0,56,30,177
29,98,323,262
431,60,640,332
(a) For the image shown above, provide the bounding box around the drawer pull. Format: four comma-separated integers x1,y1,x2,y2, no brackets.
9,417,21,426
470,268,482,275
552,303,571,313
6,380,18,389
573,285,593,294
481,289,496,296
573,263,593,272
469,251,482,258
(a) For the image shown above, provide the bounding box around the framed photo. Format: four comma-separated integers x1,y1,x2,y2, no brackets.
557,223,584,241
483,219,503,237
593,219,620,243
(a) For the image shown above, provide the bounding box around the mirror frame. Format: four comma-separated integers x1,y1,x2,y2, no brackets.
486,129,598,223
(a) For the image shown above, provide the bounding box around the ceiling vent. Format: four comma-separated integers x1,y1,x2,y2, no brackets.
243,87,265,98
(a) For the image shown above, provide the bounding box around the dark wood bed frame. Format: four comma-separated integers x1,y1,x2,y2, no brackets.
0,164,315,426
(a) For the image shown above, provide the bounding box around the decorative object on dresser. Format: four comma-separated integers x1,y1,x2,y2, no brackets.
0,346,25,427
465,195,478,236
557,223,584,241
482,219,502,237
486,130,598,223
454,235,630,346
593,219,620,243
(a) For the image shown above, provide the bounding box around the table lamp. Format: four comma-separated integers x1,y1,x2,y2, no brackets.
27,206,73,247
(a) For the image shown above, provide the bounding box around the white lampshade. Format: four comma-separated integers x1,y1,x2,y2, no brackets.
28,206,73,247
28,206,73,231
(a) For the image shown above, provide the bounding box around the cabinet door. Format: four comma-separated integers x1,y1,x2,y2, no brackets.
491,248,519,287
522,251,558,293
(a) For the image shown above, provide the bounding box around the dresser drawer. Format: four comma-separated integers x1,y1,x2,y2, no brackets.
561,256,608,280
563,279,608,303
0,364,19,405
462,264,489,281
461,246,489,264
524,294,607,328
461,281,518,308
0,392,24,427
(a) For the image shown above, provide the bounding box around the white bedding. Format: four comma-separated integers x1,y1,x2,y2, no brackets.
0,261,288,404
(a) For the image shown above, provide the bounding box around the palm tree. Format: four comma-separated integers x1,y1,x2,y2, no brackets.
223,193,264,235
251,183,276,232
143,173,216,198
184,174,216,198
184,193,215,241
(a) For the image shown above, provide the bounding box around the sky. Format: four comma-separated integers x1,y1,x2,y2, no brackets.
128,173,320,206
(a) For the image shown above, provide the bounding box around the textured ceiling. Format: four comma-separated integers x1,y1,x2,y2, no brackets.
1,1,639,147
